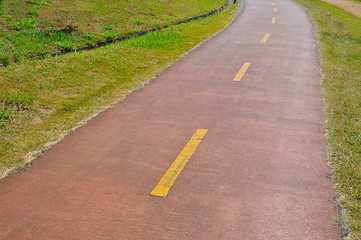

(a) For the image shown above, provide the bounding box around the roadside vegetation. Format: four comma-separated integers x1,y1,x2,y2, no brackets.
0,4,237,177
294,0,361,238
0,0,225,66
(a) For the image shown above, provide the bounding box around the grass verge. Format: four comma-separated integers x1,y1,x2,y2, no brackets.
0,0,226,65
0,6,237,178
293,0,361,238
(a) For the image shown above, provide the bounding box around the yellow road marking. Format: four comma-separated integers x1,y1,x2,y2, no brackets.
271,2,275,5
273,8,277,12
260,33,270,43
151,129,208,197
233,63,251,82
272,17,277,24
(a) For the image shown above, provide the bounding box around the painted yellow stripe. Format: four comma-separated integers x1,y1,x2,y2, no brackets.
273,8,277,12
260,33,270,43
272,17,276,24
151,129,208,197
233,63,251,82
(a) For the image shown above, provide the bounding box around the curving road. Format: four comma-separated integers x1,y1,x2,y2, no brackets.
0,0,340,239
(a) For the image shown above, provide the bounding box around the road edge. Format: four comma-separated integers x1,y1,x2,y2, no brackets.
1,2,246,180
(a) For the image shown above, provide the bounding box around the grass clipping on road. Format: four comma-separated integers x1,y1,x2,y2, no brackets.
294,0,361,238
0,7,236,178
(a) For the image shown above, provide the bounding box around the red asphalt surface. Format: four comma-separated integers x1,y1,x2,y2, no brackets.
0,0,340,239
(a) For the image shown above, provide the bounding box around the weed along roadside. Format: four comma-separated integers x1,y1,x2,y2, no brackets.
36,0,237,60
0,0,231,66
294,0,361,238
0,3,239,178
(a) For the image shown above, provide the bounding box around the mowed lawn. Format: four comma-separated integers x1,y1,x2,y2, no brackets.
0,0,225,65
295,0,361,238
0,1,236,178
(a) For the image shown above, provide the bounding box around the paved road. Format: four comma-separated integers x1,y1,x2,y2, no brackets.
0,0,340,239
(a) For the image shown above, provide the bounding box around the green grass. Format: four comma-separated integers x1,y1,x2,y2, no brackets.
0,109,12,127
13,18,36,30
0,5,236,178
28,6,39,16
26,0,49,6
294,0,361,238
130,30,183,49
0,29,82,64
0,90,34,110
0,0,226,65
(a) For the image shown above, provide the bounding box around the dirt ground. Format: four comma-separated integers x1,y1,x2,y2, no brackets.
322,0,361,18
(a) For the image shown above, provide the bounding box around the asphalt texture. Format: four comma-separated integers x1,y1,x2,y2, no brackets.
0,0,340,239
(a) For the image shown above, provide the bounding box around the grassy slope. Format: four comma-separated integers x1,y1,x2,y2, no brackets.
0,6,237,177
294,0,361,238
0,0,225,65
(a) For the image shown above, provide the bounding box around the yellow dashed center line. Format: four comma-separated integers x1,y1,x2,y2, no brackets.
273,8,277,12
260,33,270,43
150,129,208,198
233,63,251,82
272,17,277,24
